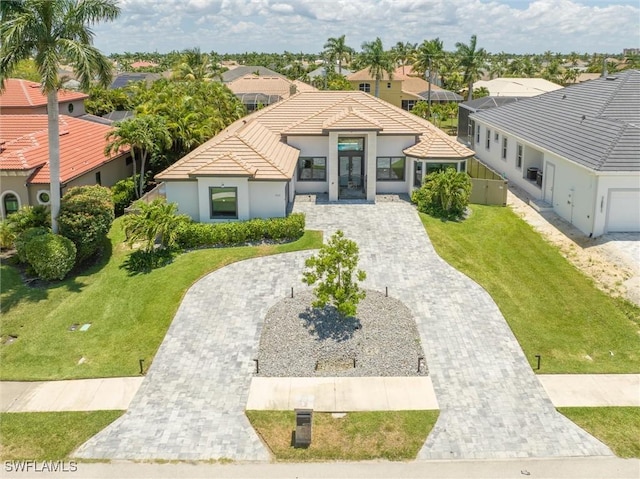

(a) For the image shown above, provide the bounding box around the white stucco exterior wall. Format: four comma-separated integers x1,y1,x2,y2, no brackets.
165,181,199,220
197,177,250,222
287,136,330,194
594,173,640,235
249,181,287,218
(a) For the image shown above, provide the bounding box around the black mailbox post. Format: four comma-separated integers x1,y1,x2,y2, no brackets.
294,408,313,448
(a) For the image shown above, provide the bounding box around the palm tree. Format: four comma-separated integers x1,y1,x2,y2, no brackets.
323,35,354,75
360,37,394,98
391,41,416,75
172,47,223,81
412,38,444,81
0,0,120,233
105,115,172,198
123,199,189,252
455,34,487,101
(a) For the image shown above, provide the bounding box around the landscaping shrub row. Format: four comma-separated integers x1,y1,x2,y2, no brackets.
175,213,306,249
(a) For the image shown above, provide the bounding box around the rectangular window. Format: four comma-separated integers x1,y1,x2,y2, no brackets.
297,157,327,181
210,187,238,219
414,161,423,187
338,137,364,151
126,156,133,165
516,144,523,169
359,83,370,93
95,171,102,185
494,132,499,142
475,124,480,144
486,129,491,149
402,100,417,111
425,162,458,176
501,137,508,160
376,156,406,181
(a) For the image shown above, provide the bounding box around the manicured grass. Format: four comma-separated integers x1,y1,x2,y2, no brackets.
559,407,640,458
420,205,640,373
0,411,123,460
0,219,323,380
246,410,438,461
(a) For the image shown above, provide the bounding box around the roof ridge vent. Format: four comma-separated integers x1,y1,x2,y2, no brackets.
605,76,618,81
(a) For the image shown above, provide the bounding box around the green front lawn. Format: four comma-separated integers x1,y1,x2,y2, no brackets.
0,411,123,460
0,219,322,380
559,407,640,458
246,410,438,461
420,205,640,373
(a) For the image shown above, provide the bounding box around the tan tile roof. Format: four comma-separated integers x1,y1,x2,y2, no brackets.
0,78,88,108
156,90,473,180
157,121,299,181
404,134,474,159
227,75,317,99
322,106,383,131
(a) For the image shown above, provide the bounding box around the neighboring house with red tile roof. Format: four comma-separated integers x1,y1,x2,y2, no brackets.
0,115,131,218
0,78,88,117
156,90,473,221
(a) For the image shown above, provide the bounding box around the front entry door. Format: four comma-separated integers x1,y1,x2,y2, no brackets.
339,153,365,199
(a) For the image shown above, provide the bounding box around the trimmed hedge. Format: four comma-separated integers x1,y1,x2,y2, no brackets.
175,213,305,249
24,233,77,281
15,227,50,263
58,185,114,265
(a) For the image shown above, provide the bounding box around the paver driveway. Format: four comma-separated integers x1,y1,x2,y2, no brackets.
76,199,611,460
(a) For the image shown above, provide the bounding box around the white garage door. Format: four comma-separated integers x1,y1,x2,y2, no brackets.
607,189,640,232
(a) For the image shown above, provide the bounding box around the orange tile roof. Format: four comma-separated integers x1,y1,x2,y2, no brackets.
0,78,88,109
227,75,317,98
156,91,473,180
0,115,129,184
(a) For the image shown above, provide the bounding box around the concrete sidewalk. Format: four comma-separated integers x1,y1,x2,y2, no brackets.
1,377,144,412
246,376,439,411
1,374,637,413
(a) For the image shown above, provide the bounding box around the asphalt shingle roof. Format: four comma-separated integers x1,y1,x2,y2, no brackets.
470,70,640,172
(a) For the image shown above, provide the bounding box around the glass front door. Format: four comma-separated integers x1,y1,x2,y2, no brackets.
339,154,365,199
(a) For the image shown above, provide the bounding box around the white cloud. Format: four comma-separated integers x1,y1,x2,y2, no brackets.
94,0,639,54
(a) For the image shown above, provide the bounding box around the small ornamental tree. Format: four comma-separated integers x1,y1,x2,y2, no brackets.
302,230,366,318
123,199,190,252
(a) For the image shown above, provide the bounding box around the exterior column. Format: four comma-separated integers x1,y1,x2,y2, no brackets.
366,131,377,201
328,132,338,201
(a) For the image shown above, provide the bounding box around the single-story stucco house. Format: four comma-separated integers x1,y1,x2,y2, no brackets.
470,70,640,236
155,90,474,222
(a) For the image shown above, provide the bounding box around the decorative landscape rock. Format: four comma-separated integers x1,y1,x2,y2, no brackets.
258,289,428,377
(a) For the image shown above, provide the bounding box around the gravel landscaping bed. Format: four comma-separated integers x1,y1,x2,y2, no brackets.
257,290,428,377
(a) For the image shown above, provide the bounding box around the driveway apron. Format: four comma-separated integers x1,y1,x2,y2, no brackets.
76,199,612,460
294,200,612,459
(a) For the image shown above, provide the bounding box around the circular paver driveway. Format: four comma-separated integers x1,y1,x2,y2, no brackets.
75,199,611,461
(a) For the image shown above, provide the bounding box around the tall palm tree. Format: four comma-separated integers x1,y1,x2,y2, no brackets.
455,34,487,101
105,115,172,199
412,38,444,81
360,37,394,98
0,0,120,233
391,41,416,75
323,35,354,75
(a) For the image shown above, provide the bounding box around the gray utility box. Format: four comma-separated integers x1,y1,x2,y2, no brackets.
294,408,313,448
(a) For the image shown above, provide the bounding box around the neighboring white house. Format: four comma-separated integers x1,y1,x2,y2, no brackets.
473,78,563,97
156,90,474,222
470,70,640,236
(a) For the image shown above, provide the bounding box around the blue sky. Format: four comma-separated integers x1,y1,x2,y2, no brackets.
93,0,640,55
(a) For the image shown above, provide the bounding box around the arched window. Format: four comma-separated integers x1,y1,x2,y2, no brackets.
3,193,19,217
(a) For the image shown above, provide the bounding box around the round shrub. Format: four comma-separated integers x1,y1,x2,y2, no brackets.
25,233,76,281
5,205,50,235
58,185,114,265
15,227,50,263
